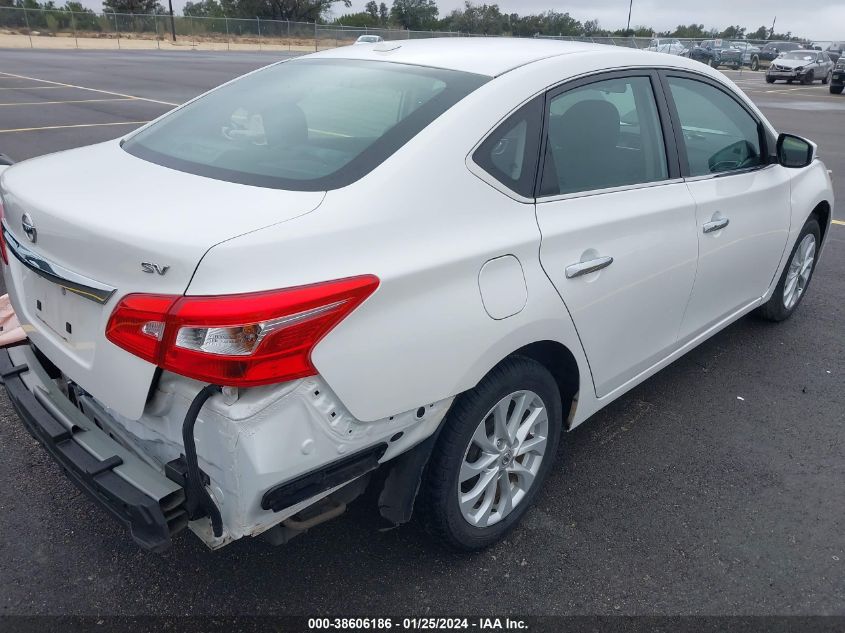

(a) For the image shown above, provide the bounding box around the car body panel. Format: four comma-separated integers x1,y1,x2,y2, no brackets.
536,182,699,397
679,165,792,338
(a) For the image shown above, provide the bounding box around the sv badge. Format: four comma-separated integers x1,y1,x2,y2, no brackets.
141,262,170,276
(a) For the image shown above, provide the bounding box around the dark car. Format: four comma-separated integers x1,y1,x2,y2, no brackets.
689,40,742,69
825,42,843,63
750,41,804,71
831,55,845,94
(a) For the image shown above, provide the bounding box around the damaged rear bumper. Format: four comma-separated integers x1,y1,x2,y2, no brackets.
2,343,454,551
1,345,187,552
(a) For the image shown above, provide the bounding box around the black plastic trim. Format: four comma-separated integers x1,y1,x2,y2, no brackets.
262,443,388,513
0,347,187,553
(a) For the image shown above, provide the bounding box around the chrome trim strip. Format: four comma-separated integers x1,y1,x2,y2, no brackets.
2,221,116,305
536,178,685,204
683,163,776,183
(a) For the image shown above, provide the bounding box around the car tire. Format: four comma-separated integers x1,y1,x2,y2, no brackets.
708,58,717,68
801,71,814,85
787,79,794,84
831,85,844,94
751,56,760,71
757,217,821,322
766,76,775,83
421,356,562,551
822,71,831,84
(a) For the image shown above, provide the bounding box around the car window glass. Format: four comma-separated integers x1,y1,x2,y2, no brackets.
667,77,763,177
539,76,668,197
122,59,488,191
473,98,542,197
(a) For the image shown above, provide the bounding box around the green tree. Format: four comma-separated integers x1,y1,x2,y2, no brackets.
390,0,437,30
335,10,378,26
720,25,745,39
364,0,377,19
378,1,387,23
671,23,706,38
748,25,768,40
447,2,504,35
102,0,163,13
183,0,224,17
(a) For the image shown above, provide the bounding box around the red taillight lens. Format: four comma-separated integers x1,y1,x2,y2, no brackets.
104,294,177,364
0,197,8,265
106,276,379,387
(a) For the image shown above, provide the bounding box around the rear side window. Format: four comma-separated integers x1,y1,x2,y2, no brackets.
539,76,668,196
123,59,488,191
472,97,543,198
666,77,764,177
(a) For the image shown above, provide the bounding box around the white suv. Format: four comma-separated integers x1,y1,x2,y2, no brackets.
0,40,833,552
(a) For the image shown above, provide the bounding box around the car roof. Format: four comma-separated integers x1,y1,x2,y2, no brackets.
308,37,615,77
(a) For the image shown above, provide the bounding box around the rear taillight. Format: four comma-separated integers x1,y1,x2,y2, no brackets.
0,197,8,265
106,276,379,387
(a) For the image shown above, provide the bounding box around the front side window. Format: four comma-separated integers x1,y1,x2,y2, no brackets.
539,76,668,196
123,59,488,191
666,76,764,177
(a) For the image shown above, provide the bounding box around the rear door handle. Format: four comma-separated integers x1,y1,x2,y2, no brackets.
565,256,614,279
702,217,730,233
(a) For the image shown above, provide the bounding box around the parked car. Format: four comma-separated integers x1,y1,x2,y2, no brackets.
766,49,834,84
824,42,843,63
750,41,805,71
689,39,742,69
831,56,845,93
354,34,383,44
730,41,761,66
0,39,833,553
646,38,688,56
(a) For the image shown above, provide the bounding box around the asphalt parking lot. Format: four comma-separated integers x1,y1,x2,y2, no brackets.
0,50,843,617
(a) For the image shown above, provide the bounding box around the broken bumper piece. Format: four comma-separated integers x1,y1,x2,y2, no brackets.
0,345,188,552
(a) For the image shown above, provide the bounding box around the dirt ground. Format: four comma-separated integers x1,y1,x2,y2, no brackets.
0,30,328,52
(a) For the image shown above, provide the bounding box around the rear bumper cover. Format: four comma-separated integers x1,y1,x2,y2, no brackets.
1,345,187,552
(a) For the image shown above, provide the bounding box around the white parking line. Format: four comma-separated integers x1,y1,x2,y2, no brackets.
0,121,150,134
0,86,66,91
0,98,135,107
0,72,178,107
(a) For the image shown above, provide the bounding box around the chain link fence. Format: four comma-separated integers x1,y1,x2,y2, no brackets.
0,6,465,51
0,7,832,59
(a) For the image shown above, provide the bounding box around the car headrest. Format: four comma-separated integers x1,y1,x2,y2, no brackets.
551,100,620,154
261,103,309,147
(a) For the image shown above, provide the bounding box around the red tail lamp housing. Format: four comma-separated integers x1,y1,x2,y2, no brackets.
106,276,379,387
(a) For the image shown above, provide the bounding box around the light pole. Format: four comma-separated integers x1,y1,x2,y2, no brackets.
168,0,176,42
625,0,633,35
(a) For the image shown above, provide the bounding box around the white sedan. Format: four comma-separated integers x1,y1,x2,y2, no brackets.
0,39,833,552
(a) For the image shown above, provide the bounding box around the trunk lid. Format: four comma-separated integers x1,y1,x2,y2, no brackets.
0,141,325,419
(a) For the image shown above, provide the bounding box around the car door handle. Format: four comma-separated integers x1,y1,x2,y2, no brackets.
565,256,614,279
702,217,730,233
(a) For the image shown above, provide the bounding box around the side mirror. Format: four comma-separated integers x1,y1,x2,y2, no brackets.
777,133,816,168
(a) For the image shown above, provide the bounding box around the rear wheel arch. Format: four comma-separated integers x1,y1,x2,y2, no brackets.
506,340,580,429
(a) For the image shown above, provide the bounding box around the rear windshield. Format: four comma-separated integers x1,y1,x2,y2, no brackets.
123,59,488,191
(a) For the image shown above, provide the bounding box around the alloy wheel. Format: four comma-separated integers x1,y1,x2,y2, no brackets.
783,233,816,310
457,390,549,528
